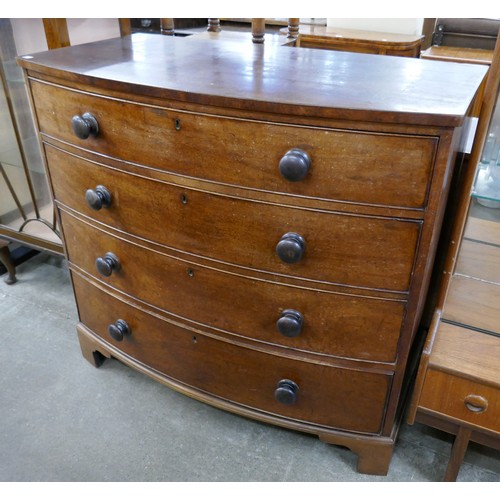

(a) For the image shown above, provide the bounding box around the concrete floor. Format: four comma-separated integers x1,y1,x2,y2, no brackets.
1,252,499,482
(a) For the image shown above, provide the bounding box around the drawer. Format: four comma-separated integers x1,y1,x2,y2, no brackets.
419,369,500,434
72,273,391,434
61,210,406,362
32,79,437,209
48,147,421,292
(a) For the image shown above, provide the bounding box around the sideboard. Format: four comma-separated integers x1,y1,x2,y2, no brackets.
17,32,487,475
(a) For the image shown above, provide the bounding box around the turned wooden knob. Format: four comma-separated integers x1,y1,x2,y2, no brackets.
71,112,99,139
95,252,120,277
274,379,299,405
276,309,303,338
276,232,306,264
108,319,130,342
279,148,311,181
85,185,112,211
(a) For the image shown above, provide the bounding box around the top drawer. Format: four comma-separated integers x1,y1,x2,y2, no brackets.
30,79,437,210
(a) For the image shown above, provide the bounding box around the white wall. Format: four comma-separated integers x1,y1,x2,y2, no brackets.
66,19,120,46
327,18,424,36
10,19,48,55
10,18,121,56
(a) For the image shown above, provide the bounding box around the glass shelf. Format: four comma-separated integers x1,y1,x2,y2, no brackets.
471,87,500,206
471,161,500,206
443,65,500,337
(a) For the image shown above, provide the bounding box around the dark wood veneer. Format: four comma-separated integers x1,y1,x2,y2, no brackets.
19,33,486,475
31,79,438,210
61,209,406,363
18,34,485,126
73,272,391,434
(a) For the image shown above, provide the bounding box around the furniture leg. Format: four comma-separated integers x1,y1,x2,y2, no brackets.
0,244,17,284
444,426,472,481
77,323,110,368
319,432,394,475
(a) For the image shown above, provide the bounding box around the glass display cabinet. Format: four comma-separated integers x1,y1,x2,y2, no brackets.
0,19,63,283
408,45,500,481
450,86,500,335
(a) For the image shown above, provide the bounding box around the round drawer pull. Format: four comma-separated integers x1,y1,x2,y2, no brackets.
85,185,112,211
95,252,121,277
108,319,130,342
276,232,306,264
279,148,311,182
276,309,303,338
71,112,99,140
464,394,488,413
274,379,299,405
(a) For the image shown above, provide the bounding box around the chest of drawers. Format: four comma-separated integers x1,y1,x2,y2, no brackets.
18,33,487,475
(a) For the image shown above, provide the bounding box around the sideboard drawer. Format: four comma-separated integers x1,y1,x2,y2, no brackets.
61,210,406,362
32,79,437,209
73,273,391,434
419,369,500,434
49,147,421,292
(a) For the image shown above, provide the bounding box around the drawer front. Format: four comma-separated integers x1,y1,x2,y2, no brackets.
420,369,500,433
48,147,420,292
73,273,391,434
61,210,406,362
32,79,437,209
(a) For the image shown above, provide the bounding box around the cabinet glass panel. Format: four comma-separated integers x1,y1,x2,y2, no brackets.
450,89,500,336
0,19,61,250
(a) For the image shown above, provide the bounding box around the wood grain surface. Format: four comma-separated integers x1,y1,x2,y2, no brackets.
18,33,487,126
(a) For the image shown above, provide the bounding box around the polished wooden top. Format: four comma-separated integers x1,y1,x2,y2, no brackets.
429,322,500,388
18,32,487,127
421,46,494,65
290,25,424,45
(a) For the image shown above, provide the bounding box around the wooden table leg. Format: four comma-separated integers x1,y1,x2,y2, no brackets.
0,244,17,284
444,426,472,481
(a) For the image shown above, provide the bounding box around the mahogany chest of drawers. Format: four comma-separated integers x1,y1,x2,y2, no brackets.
18,33,486,475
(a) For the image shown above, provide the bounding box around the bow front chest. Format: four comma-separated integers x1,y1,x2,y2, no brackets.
18,33,486,475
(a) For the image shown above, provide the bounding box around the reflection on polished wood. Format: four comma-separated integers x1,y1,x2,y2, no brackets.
17,33,485,127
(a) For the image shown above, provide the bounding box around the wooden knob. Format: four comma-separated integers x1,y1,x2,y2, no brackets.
108,319,130,342
274,379,299,405
71,112,99,139
279,148,311,181
276,309,303,338
464,394,488,413
85,185,112,211
95,252,120,277
276,232,306,264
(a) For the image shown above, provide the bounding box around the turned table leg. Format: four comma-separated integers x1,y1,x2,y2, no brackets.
444,427,472,481
0,244,17,284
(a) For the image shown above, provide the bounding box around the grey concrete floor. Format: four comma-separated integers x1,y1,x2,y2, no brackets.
1,252,499,482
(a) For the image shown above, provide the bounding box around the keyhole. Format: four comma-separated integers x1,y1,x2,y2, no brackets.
175,118,181,131
187,268,194,277
181,194,188,204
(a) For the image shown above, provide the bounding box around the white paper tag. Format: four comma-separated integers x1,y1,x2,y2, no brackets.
459,116,479,154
